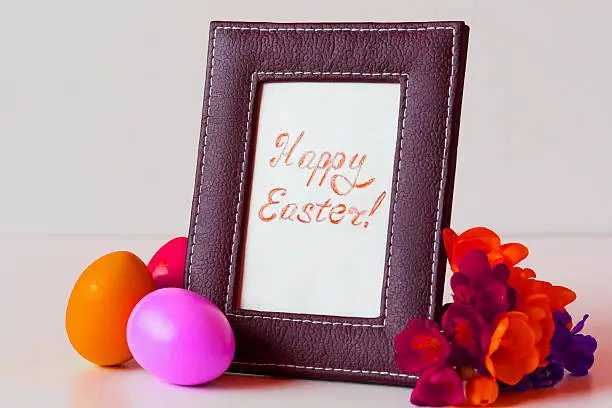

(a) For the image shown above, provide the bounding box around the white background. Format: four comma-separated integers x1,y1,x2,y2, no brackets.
240,82,400,318
1,0,611,238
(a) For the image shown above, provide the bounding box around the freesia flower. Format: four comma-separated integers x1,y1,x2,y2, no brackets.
500,362,564,391
530,363,565,388
410,365,465,406
509,266,576,312
441,303,491,368
394,318,450,374
466,375,499,406
485,311,539,385
507,266,572,366
393,226,597,405
450,250,515,322
442,227,528,272
549,311,597,376
499,375,533,392
516,293,554,367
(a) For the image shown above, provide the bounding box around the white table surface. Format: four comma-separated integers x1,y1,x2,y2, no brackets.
0,234,609,407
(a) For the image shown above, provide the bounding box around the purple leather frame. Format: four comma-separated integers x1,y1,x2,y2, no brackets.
185,21,469,387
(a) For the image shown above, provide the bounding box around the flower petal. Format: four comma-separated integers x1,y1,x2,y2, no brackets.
510,266,536,283
553,310,572,327
485,315,510,378
517,293,554,366
570,314,589,335
442,303,491,367
486,312,539,385
530,363,565,388
452,251,514,322
500,243,529,266
499,376,533,392
442,228,460,272
460,227,501,248
480,283,513,322
410,366,465,407
491,263,511,282
394,318,450,374
563,334,597,376
549,324,572,362
444,226,528,272
550,286,577,311
457,249,491,278
466,375,499,407
549,310,597,374
573,333,598,351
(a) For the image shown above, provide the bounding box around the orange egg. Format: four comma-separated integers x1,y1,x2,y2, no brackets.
66,251,156,366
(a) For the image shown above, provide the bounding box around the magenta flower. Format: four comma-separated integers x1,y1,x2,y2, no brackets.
394,318,450,374
411,365,465,406
450,250,515,322
549,311,597,376
441,303,491,368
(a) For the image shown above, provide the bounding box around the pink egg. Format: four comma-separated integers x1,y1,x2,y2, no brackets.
147,237,188,289
127,288,235,385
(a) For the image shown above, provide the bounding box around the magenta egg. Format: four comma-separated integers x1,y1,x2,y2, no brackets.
127,288,235,385
147,237,188,289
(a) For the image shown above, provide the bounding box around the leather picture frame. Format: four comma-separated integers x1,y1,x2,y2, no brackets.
186,21,469,387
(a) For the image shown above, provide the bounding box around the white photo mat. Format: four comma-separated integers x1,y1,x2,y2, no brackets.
239,81,402,318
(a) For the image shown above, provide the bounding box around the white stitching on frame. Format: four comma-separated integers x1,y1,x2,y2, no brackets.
226,71,408,328
215,26,453,33
228,312,376,327
233,361,417,379
224,72,257,312
428,27,458,318
257,71,405,76
227,312,379,327
185,23,458,380
383,83,410,321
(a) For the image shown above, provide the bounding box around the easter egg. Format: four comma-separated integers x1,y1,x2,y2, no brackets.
127,288,235,385
147,237,188,289
66,251,156,366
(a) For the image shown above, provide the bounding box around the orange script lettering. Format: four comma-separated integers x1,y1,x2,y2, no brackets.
258,187,387,228
268,131,375,195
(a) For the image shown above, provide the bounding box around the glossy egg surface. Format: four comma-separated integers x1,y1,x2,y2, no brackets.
66,251,156,366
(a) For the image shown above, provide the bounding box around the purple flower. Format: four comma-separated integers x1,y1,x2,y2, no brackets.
499,375,533,393
549,311,597,376
394,318,450,374
450,250,515,322
530,363,565,388
442,303,491,368
411,366,465,407
501,363,564,392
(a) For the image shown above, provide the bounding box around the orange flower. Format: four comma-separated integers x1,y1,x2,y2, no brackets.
516,293,554,367
442,227,528,272
466,375,499,407
507,266,574,367
509,266,576,312
485,311,539,385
